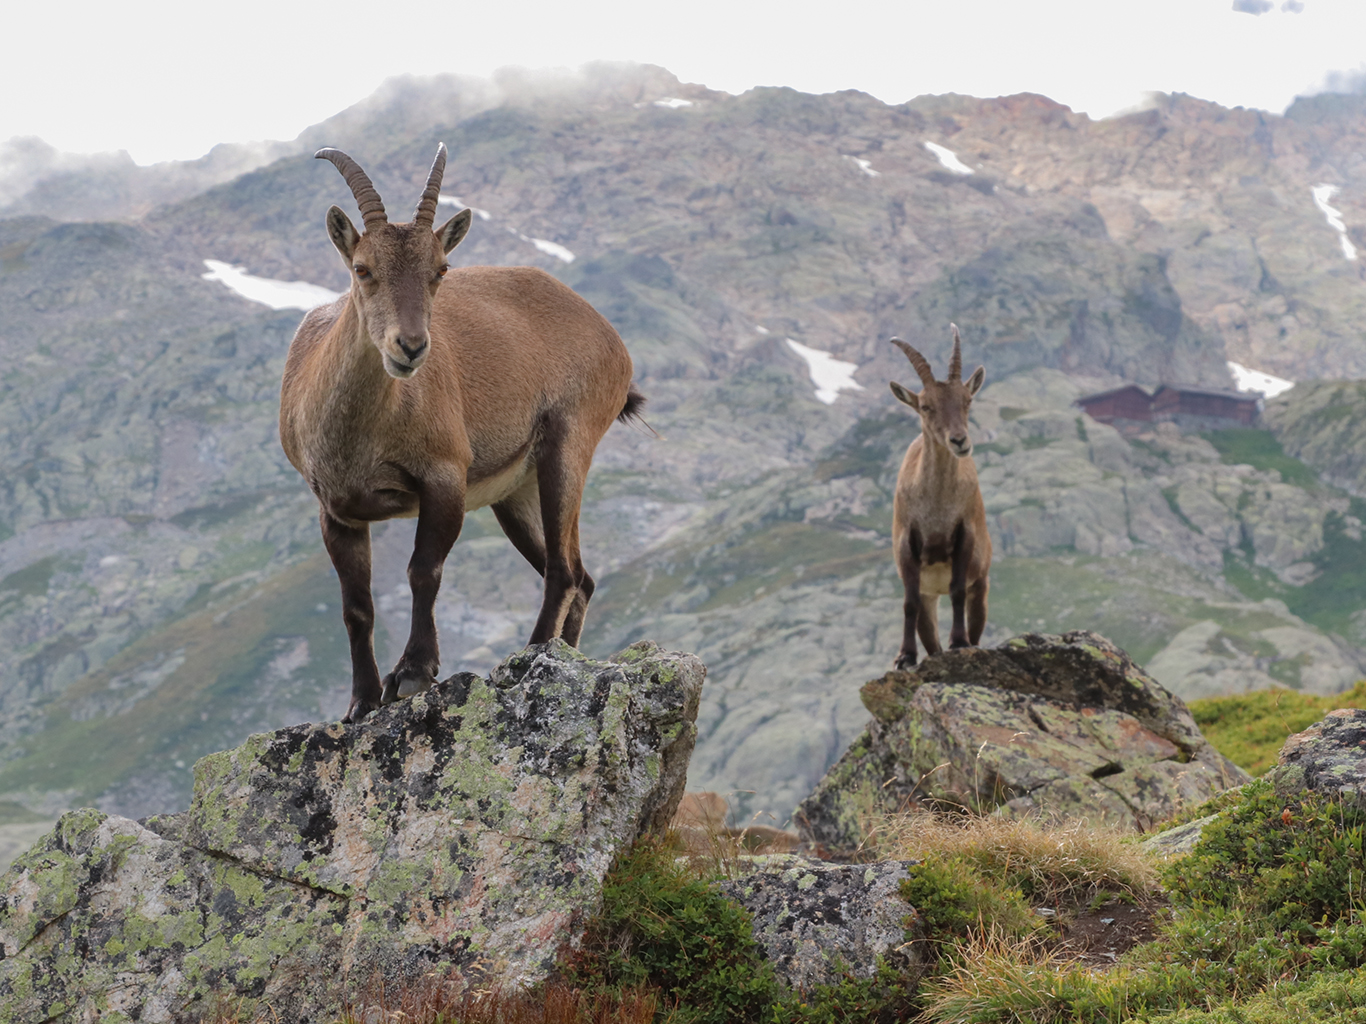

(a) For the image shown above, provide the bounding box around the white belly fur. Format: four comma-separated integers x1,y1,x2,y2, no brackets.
465,457,532,512
919,562,952,596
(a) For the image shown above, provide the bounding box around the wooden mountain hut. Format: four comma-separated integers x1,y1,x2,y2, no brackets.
1150,385,1259,425
1074,385,1153,424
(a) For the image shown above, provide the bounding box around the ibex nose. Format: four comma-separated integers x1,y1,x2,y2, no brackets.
950,434,970,452
397,337,428,361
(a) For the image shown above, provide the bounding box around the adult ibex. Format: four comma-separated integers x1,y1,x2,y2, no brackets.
280,144,641,723
888,325,991,669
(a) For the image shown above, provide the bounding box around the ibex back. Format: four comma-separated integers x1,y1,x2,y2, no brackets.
888,324,991,669
280,145,642,723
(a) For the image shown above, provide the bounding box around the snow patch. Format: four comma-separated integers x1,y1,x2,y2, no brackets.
1311,184,1358,261
439,194,492,221
924,141,974,176
523,234,575,263
843,155,880,177
754,325,770,335
1228,360,1295,399
201,260,341,311
785,338,865,405
653,97,693,109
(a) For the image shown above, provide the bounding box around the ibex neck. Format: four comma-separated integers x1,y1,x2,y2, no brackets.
920,434,969,485
317,297,401,421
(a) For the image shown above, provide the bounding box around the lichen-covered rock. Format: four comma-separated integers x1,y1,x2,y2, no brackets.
717,856,921,991
0,640,703,1023
1141,812,1223,859
796,632,1248,851
1267,708,1366,808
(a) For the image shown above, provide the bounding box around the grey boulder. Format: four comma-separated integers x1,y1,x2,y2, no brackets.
1267,707,1366,808
796,631,1248,851
718,856,922,991
0,640,703,1024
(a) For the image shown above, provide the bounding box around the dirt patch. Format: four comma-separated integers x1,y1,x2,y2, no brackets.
1054,894,1167,966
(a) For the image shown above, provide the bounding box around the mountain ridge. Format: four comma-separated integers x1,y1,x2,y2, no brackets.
2,63,1365,829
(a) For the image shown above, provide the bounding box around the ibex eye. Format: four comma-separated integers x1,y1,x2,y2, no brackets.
354,266,370,279
438,265,449,277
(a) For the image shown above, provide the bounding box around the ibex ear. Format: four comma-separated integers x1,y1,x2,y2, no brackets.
436,209,473,254
966,366,986,396
890,381,921,412
326,205,360,261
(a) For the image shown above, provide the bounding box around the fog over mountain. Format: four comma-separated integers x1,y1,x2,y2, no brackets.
2,63,1366,839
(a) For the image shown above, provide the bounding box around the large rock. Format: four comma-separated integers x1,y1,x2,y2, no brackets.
796,631,1249,851
0,640,703,1024
1267,707,1366,808
717,856,921,991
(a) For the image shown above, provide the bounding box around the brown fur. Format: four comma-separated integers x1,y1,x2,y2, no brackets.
888,325,991,669
280,146,636,722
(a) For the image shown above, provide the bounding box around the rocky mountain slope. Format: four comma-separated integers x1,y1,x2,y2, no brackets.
2,63,1365,830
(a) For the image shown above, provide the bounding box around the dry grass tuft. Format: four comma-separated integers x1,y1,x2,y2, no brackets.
916,925,1105,1024
875,811,1159,905
338,978,659,1024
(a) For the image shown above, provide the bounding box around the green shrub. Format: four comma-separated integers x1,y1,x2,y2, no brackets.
564,839,780,1024
1164,778,1366,930
899,856,1039,946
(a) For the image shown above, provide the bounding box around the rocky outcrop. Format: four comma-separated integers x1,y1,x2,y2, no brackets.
1265,381,1366,498
0,641,703,1024
796,632,1249,851
1266,707,1366,808
717,856,921,991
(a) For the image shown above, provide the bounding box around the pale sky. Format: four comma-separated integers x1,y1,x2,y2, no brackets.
7,0,1366,165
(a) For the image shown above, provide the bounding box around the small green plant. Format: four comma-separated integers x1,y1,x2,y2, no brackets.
899,857,1038,946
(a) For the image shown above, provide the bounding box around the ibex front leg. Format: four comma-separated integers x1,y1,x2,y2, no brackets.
320,513,382,724
895,530,922,671
383,480,464,705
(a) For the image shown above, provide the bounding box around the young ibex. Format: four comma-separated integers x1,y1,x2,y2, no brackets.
888,325,991,669
280,144,641,723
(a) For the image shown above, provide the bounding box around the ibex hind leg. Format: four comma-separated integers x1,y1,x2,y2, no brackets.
527,416,595,646
967,576,989,646
917,594,943,657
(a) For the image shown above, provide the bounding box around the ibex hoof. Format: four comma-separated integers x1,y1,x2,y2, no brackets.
343,698,380,724
893,653,917,671
381,661,436,705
